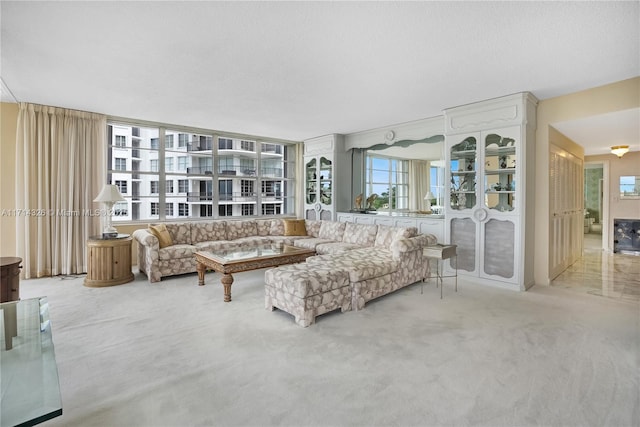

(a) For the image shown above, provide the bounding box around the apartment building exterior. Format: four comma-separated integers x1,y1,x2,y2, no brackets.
107,123,295,222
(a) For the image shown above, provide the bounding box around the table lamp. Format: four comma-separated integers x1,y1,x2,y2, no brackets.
424,191,434,213
94,184,124,238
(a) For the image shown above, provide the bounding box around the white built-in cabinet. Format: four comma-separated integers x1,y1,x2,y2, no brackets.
444,93,537,290
303,134,349,221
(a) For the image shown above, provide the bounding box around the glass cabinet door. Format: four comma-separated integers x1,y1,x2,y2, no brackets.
305,158,317,204
450,136,477,210
319,156,332,206
483,133,517,212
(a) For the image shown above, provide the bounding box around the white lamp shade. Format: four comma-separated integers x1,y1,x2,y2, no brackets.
94,184,125,203
424,192,434,200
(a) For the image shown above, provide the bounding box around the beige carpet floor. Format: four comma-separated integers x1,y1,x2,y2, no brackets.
15,268,640,427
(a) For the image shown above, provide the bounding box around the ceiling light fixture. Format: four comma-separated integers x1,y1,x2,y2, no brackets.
610,145,630,158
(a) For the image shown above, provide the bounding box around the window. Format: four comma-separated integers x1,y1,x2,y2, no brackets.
200,205,213,217
178,133,189,148
241,180,254,197
115,180,128,195
241,204,254,216
177,156,188,171
219,138,233,150
218,205,232,216
240,140,255,151
219,180,232,201
113,201,128,216
261,204,281,215
115,158,127,171
108,122,295,222
430,162,445,211
365,156,409,211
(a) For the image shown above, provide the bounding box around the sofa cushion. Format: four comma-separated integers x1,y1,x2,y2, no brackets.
318,221,346,240
293,238,333,251
315,242,364,255
374,225,418,248
226,220,258,240
194,240,233,253
284,219,307,236
270,219,285,236
148,223,173,248
190,221,227,244
265,264,350,298
158,244,196,261
343,223,378,246
307,248,398,282
231,236,269,246
164,223,192,245
270,235,311,246
255,219,273,237
305,220,322,238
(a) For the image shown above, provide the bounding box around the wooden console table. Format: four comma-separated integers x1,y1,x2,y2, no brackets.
1,257,22,303
85,234,134,287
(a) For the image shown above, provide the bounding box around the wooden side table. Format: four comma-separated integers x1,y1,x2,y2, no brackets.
85,234,134,287
1,257,22,303
422,244,458,299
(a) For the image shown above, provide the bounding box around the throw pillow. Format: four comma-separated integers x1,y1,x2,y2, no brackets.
149,224,173,248
283,219,307,236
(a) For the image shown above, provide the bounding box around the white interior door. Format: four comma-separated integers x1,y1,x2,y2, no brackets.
549,144,584,279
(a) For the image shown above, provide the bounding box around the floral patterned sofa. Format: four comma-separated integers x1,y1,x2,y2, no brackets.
133,219,305,283
266,222,436,326
132,219,436,300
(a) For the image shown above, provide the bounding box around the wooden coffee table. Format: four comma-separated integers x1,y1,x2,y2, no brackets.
195,243,315,302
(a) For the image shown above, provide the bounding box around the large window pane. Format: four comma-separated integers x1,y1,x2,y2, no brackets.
108,124,160,221
108,123,296,220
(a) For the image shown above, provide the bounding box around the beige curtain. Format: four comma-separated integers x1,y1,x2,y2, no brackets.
409,160,430,211
16,103,106,278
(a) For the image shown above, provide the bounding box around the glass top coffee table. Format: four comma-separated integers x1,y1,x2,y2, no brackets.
195,243,315,302
1,297,63,427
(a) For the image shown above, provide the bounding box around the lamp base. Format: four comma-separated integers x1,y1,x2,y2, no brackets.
102,231,118,239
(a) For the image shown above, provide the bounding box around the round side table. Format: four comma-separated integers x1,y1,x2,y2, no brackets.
85,234,134,287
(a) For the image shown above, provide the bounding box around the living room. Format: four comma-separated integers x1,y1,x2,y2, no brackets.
1,2,639,426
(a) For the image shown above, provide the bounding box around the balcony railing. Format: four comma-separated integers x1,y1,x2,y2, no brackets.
187,140,213,151
219,166,256,176
186,167,213,175
218,192,257,202
187,192,213,202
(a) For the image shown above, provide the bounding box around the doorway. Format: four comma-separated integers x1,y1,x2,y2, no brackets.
584,161,609,252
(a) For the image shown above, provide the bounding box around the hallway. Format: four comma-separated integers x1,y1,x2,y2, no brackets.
551,233,640,302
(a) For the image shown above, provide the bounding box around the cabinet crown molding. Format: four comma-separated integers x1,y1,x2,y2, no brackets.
344,115,444,151
444,92,538,134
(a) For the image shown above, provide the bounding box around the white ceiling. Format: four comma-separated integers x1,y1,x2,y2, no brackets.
1,1,638,153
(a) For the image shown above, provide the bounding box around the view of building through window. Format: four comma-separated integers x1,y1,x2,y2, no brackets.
107,123,296,222
364,156,409,211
